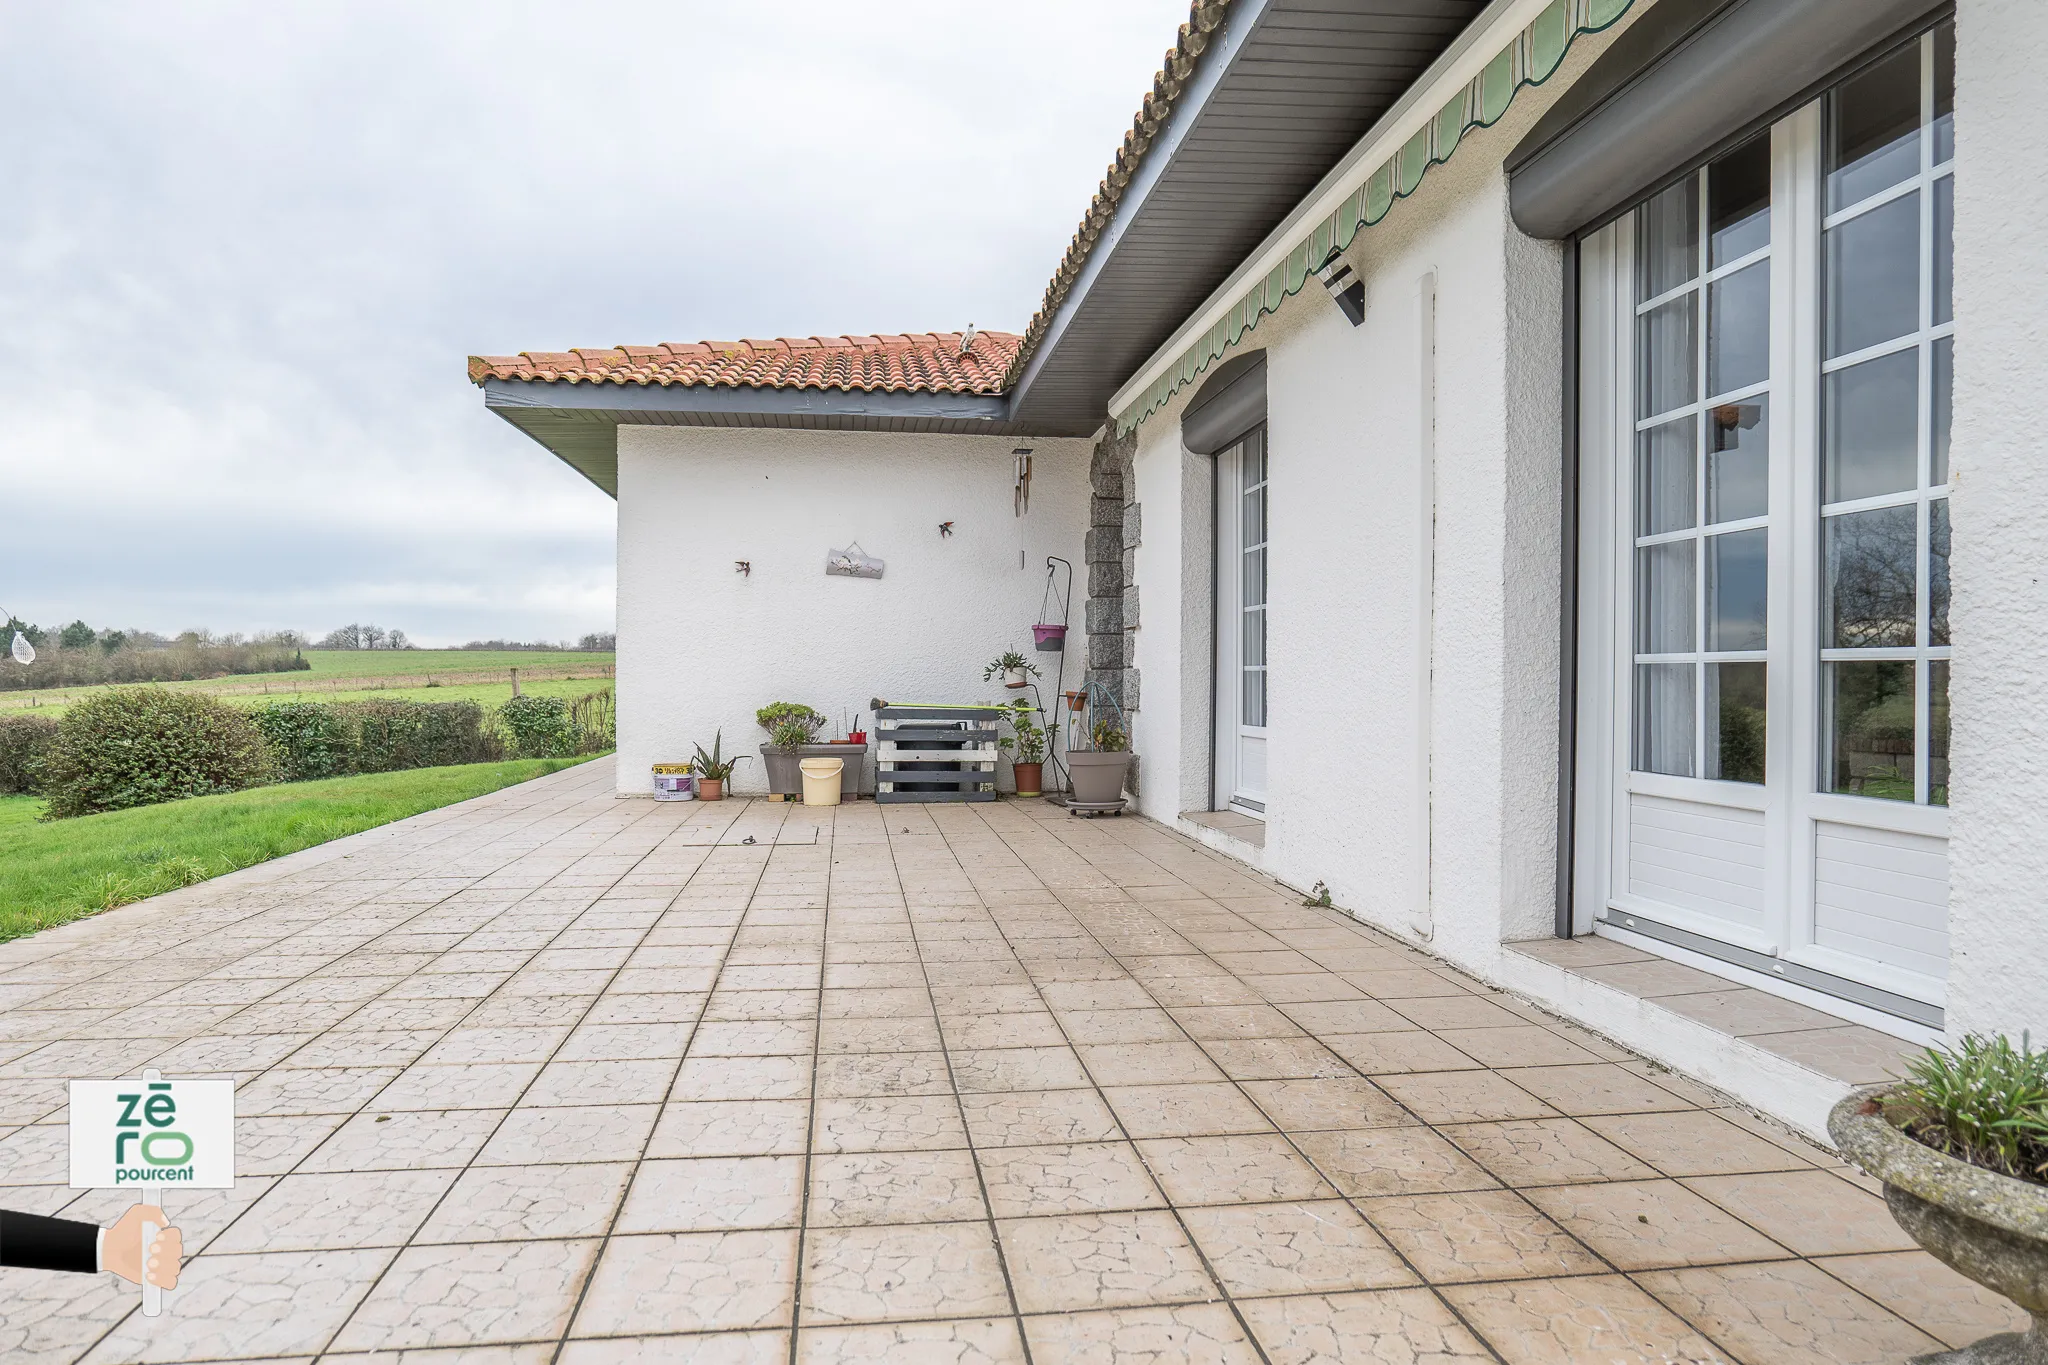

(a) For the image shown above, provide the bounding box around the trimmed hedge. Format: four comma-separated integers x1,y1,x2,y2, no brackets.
42,689,273,818
0,715,59,795
247,701,355,782
252,698,502,778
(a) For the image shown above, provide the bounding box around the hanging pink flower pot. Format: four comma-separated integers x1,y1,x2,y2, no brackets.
1032,623,1067,651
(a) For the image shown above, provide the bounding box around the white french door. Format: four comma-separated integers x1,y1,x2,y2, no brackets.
1577,24,1954,1030
1215,427,1269,814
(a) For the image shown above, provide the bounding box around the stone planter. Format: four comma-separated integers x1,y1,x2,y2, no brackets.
1067,751,1130,806
1830,1087,2048,1363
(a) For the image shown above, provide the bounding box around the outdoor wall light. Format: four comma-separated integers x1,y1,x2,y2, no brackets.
1316,249,1367,326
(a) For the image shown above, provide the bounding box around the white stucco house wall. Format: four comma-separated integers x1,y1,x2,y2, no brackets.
474,0,2048,1140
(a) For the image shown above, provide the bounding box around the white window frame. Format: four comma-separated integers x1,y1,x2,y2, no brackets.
1576,25,1954,1028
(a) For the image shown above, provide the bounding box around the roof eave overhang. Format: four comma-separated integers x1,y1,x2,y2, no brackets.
1005,0,1272,423
482,379,1096,498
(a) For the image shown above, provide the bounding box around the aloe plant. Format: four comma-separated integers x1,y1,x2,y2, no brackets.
690,730,751,783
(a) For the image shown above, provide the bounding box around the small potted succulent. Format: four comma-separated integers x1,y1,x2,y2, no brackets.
983,651,1040,691
1068,715,1131,806
757,702,827,797
1829,1033,2048,1363
690,730,748,801
995,699,1048,797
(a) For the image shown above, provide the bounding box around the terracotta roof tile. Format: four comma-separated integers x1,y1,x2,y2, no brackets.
468,330,1018,395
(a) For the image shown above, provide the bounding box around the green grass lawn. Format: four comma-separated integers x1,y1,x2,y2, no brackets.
0,650,613,715
0,756,596,942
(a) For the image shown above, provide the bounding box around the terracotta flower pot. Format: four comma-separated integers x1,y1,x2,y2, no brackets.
1830,1087,2048,1363
697,778,725,801
1013,762,1043,797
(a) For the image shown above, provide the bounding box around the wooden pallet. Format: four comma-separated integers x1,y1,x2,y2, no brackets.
875,705,1000,804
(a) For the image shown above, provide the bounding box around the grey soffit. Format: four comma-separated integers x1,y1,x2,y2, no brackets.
1181,350,1267,455
1006,0,1485,432
482,378,1073,499
1508,0,1950,239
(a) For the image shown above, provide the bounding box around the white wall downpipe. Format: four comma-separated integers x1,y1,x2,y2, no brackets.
1412,270,1439,940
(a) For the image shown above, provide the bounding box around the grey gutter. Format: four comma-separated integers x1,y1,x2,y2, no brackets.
482,377,1014,424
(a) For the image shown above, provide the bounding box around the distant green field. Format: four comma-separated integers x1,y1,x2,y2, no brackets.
0,756,595,942
0,650,614,716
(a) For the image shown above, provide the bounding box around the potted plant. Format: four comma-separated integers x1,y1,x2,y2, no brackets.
1828,1033,2048,1363
1068,715,1132,806
983,651,1040,691
690,730,748,801
757,702,825,796
995,699,1048,797
1032,622,1067,652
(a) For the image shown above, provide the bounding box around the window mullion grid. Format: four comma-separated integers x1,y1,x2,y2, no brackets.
1914,31,1936,805
1694,168,1711,776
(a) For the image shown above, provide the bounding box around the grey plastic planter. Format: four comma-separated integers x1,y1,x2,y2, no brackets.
1067,751,1131,806
761,746,803,796
1830,1087,2048,1363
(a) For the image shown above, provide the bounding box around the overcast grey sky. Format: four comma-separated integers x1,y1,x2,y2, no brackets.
0,2,1187,646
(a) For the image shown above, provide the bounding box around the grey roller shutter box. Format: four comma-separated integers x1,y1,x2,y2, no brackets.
1181,351,1267,456
1508,0,1949,241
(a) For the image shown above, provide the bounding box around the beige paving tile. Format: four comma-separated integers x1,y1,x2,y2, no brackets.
526,1058,678,1106
1363,1190,1602,1284
1684,1168,1918,1256
998,1210,1217,1313
646,1099,811,1158
331,1237,600,1350
615,1155,804,1232
479,1102,659,1166
1022,1303,1261,1363
1292,1127,1498,1197
1432,1026,1599,1069
798,1318,1025,1363
1239,1077,1415,1131
370,1061,543,1110
814,1094,968,1152
213,1167,457,1252
301,1107,505,1172
672,1054,812,1101
799,1220,1011,1324
417,1160,634,1241
563,1331,788,1364
559,1022,697,1060
1577,959,1732,998
1076,1040,1226,1086
1522,1177,1789,1269
1239,1287,1493,1363
959,1089,1124,1147
813,1051,951,1098
573,1229,798,1335
952,1045,1092,1092
1817,1250,2035,1349
1136,1134,1336,1205
1580,1109,1817,1176
1745,1025,1922,1085
1202,1036,1352,1081
1375,1070,1554,1124
807,1147,987,1225
1100,1081,1275,1138
1442,1274,1734,1365
1438,1117,1659,1187
1273,998,1411,1033
1180,1199,1414,1296
1495,1062,1696,1116
979,1140,1165,1217
1637,1259,1942,1364
1320,1031,1480,1075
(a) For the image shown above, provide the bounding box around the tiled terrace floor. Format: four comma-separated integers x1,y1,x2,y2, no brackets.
0,762,2024,1363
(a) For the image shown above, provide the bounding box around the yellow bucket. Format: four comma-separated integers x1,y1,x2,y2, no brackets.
799,757,844,807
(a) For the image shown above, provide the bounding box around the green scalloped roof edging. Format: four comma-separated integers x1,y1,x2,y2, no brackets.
1113,0,1636,436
